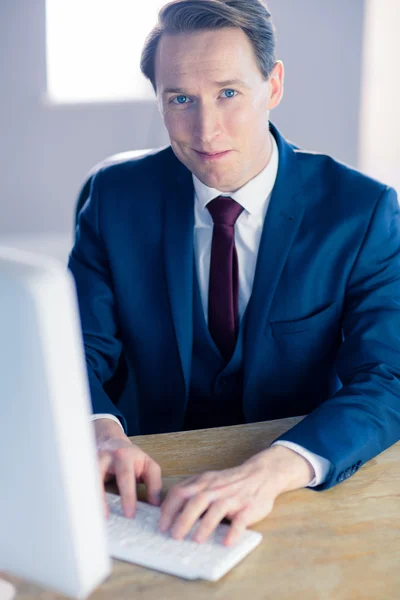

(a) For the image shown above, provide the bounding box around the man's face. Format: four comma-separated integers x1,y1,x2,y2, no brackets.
155,27,283,192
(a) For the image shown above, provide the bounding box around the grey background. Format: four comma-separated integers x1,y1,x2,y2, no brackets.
0,0,365,236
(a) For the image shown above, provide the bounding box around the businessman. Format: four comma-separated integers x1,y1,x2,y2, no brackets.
69,0,400,546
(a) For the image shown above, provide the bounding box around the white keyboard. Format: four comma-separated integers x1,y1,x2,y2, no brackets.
105,492,262,581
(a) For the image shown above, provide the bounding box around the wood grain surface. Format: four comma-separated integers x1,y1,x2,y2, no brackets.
2,418,400,599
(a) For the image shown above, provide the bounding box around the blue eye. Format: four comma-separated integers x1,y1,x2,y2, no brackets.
221,89,237,98
172,95,189,104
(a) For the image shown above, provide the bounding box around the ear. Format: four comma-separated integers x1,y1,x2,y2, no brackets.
267,61,284,110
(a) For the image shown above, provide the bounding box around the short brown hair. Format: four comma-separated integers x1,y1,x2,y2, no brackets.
140,0,276,92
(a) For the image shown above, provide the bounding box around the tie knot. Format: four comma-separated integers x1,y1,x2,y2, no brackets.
207,196,244,226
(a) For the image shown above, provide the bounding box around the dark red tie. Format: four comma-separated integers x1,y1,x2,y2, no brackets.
207,196,244,361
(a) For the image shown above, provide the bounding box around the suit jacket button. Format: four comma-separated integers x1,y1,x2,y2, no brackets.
337,472,345,482
356,460,362,469
214,378,228,394
344,467,352,478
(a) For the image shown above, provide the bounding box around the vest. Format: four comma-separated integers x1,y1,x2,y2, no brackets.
184,267,247,430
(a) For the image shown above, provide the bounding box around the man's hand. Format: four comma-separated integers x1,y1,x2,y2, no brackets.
159,445,314,546
93,418,162,519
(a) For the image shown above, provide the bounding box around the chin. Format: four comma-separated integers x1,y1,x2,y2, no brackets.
194,171,224,188
200,167,238,190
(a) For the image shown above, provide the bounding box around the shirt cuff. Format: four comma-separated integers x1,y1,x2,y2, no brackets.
90,413,125,432
271,440,332,487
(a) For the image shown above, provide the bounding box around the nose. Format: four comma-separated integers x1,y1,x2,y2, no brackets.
193,102,222,146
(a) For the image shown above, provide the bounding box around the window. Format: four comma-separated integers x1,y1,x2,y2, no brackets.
45,0,167,103
359,0,400,192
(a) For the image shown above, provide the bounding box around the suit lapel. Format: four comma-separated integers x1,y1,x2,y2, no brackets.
244,124,306,389
163,152,194,399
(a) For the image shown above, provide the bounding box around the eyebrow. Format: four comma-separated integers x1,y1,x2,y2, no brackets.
162,78,250,95
214,79,250,88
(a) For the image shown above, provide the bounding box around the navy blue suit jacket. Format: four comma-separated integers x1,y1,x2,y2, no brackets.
69,123,400,490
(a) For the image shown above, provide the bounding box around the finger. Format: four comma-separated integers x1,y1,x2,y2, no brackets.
159,486,188,533
98,450,113,482
100,486,110,519
170,491,218,540
141,458,162,506
224,510,250,546
113,449,137,518
193,498,238,544
98,452,113,518
159,474,204,501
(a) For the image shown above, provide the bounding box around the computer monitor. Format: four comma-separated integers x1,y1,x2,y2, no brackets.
0,247,111,599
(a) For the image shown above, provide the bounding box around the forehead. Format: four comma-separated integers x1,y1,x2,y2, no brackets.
155,27,262,88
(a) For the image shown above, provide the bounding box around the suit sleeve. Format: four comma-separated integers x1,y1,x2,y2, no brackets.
274,186,400,489
68,170,128,433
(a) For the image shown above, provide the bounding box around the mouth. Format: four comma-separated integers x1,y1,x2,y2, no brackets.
194,149,232,161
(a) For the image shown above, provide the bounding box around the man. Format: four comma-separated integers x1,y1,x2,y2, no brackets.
69,0,400,546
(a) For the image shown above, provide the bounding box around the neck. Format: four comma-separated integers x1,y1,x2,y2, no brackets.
229,133,273,193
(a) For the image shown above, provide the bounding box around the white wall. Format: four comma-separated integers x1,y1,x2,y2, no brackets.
0,0,365,237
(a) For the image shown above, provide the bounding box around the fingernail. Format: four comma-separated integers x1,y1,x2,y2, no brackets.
172,530,183,540
194,534,203,544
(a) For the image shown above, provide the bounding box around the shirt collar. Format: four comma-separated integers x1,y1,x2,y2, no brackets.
192,132,279,217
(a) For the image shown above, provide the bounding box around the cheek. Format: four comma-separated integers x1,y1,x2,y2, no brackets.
163,111,192,141
227,103,269,142
223,107,257,141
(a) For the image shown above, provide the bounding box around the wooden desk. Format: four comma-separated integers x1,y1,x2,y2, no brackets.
3,418,400,599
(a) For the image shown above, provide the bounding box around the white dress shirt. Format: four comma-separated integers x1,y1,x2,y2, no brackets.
92,133,332,487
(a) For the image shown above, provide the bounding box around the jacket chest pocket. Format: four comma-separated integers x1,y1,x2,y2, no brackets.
268,301,342,373
269,301,338,335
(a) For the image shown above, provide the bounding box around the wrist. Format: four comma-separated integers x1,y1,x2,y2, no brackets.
93,418,126,444
247,445,315,496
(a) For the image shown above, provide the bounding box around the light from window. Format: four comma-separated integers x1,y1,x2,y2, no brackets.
359,0,400,192
45,0,167,103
